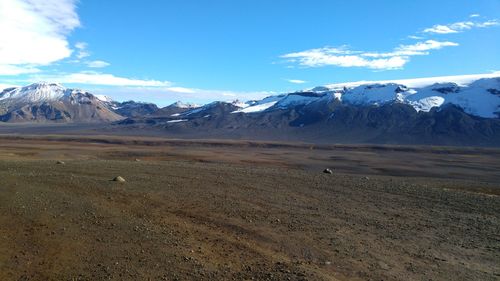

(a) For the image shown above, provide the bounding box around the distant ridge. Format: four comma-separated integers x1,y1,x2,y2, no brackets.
1,76,500,146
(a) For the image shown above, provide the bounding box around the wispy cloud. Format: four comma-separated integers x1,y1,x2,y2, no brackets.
281,40,458,70
75,42,90,59
0,64,41,76
0,0,80,75
423,19,499,34
282,48,407,70
86,60,111,68
28,72,172,87
363,40,459,58
165,87,197,94
286,79,308,84
282,14,498,71
92,87,275,106
408,35,424,40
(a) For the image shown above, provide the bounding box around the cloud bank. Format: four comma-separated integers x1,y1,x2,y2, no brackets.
281,40,458,70
0,0,80,75
30,72,173,87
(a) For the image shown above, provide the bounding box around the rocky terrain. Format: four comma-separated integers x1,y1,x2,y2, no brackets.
0,135,499,280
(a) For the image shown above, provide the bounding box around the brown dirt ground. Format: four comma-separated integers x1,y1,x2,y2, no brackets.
0,135,499,281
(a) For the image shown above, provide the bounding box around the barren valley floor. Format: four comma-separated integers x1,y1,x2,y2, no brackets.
0,135,499,280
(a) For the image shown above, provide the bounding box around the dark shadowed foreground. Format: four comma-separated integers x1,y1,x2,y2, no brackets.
0,136,499,281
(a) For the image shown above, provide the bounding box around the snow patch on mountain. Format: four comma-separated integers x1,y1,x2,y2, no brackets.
321,77,500,118
95,94,114,102
171,101,199,109
232,95,284,113
274,93,323,109
0,82,67,102
233,101,278,113
342,84,408,106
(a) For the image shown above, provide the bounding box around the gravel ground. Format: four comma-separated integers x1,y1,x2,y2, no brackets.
0,157,499,281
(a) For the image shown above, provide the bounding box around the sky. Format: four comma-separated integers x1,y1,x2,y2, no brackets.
0,0,499,106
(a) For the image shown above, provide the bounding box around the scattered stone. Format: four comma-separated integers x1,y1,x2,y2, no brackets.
113,176,126,183
56,161,65,165
135,159,141,162
363,176,370,180
378,261,390,270
323,168,333,174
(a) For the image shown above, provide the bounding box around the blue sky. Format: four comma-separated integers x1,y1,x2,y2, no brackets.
0,0,499,106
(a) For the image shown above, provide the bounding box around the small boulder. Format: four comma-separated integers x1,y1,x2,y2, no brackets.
135,159,141,162
56,161,65,165
113,176,126,183
323,168,333,174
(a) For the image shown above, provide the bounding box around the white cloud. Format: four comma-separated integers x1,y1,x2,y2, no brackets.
423,25,458,34
75,42,90,59
75,42,87,49
86,60,111,68
0,65,41,76
408,35,424,40
423,20,499,34
0,0,80,75
282,47,409,70
161,87,274,100
165,87,197,94
325,71,500,89
282,16,495,70
476,20,500,28
469,14,480,18
286,79,307,84
281,40,457,70
363,40,459,58
30,72,172,87
398,40,459,53
92,87,275,107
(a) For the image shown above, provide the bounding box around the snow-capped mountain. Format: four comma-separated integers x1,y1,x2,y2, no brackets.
2,77,500,145
0,82,67,102
0,82,123,123
104,100,159,118
151,101,200,117
174,77,497,119
118,76,500,146
337,78,500,118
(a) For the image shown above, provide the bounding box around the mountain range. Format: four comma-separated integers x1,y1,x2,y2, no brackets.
1,78,499,146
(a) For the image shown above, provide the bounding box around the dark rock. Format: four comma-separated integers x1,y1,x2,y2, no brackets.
323,168,333,174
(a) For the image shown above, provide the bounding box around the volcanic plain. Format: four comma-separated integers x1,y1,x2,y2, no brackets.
0,134,499,281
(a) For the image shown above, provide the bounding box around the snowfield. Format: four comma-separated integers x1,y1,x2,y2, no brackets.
226,76,500,118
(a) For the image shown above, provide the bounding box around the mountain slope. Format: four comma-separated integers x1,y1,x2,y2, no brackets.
114,77,500,146
0,83,123,123
109,101,159,118
2,77,500,146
